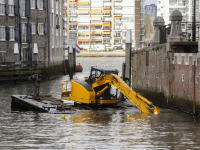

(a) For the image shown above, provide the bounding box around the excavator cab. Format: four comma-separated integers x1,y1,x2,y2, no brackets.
86,67,119,84
86,67,119,104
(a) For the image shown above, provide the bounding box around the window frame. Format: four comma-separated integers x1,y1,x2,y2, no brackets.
8,0,14,16
0,26,6,41
38,23,44,35
20,0,26,18
37,0,43,10
9,26,15,41
21,22,27,44
0,0,5,16
31,22,36,34
31,0,35,9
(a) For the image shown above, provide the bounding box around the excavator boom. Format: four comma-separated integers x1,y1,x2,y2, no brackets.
92,74,154,114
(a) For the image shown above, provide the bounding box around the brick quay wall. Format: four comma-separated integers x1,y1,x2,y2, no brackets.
132,44,200,115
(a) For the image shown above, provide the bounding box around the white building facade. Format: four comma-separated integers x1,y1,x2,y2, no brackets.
66,0,142,50
157,0,199,25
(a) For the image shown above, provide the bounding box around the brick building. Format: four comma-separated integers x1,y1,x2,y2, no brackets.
132,44,200,114
0,0,66,80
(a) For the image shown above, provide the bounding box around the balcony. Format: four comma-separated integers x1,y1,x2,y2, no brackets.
113,43,122,46
69,13,77,16
114,20,121,24
113,28,121,31
140,38,145,42
103,6,111,9
114,35,121,39
103,13,111,16
140,31,145,35
91,20,103,24
114,5,122,9
113,13,122,16
103,35,111,38
103,27,111,30
91,9,103,15
169,2,186,8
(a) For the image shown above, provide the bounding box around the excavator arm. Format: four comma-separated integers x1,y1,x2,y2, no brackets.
92,74,160,114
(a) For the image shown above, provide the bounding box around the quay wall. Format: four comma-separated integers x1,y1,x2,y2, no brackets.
132,44,200,115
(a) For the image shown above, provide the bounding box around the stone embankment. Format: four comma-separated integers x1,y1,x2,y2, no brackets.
75,51,125,57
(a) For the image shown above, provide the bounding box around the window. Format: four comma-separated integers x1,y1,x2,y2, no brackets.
196,76,198,84
56,1,58,14
182,74,185,82
38,23,44,35
31,0,35,9
52,0,54,12
9,26,15,41
60,0,62,15
37,0,43,10
56,29,59,47
8,0,14,16
156,72,158,78
52,13,54,27
31,22,36,34
21,23,27,43
146,51,149,66
0,51,6,63
0,26,6,41
20,0,26,17
52,35,54,48
0,0,5,15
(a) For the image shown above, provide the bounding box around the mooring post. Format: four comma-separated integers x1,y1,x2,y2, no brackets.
125,29,132,87
73,47,76,73
193,61,196,115
68,41,74,79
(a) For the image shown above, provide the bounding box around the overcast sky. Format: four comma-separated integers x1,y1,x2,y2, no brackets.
145,0,157,5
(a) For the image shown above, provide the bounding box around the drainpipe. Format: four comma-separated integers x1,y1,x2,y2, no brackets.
48,0,51,66
193,61,196,115
18,0,21,61
192,0,196,42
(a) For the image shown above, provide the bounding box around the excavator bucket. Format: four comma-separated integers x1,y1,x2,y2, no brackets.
153,106,160,115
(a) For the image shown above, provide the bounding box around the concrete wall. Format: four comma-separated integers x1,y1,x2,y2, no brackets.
132,44,200,114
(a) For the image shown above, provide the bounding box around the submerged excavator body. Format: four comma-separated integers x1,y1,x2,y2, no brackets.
61,67,160,114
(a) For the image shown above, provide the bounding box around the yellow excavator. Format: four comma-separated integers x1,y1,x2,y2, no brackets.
61,67,160,115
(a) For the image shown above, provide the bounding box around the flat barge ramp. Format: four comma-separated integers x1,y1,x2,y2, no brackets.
11,95,75,114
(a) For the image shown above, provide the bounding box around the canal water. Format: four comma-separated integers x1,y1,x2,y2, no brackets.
0,57,200,149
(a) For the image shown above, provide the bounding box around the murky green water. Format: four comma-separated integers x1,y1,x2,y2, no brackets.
0,57,200,149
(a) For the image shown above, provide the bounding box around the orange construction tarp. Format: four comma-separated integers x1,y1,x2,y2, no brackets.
103,23,110,26
90,39,102,41
78,32,90,35
103,9,110,13
77,1,89,5
69,1,77,5
114,16,121,18
103,31,111,34
90,31,102,34
78,39,89,42
91,24,102,26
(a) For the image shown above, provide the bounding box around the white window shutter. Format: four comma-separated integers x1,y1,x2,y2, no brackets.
37,0,39,9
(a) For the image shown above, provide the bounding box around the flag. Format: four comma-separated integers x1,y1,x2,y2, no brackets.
76,44,81,53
